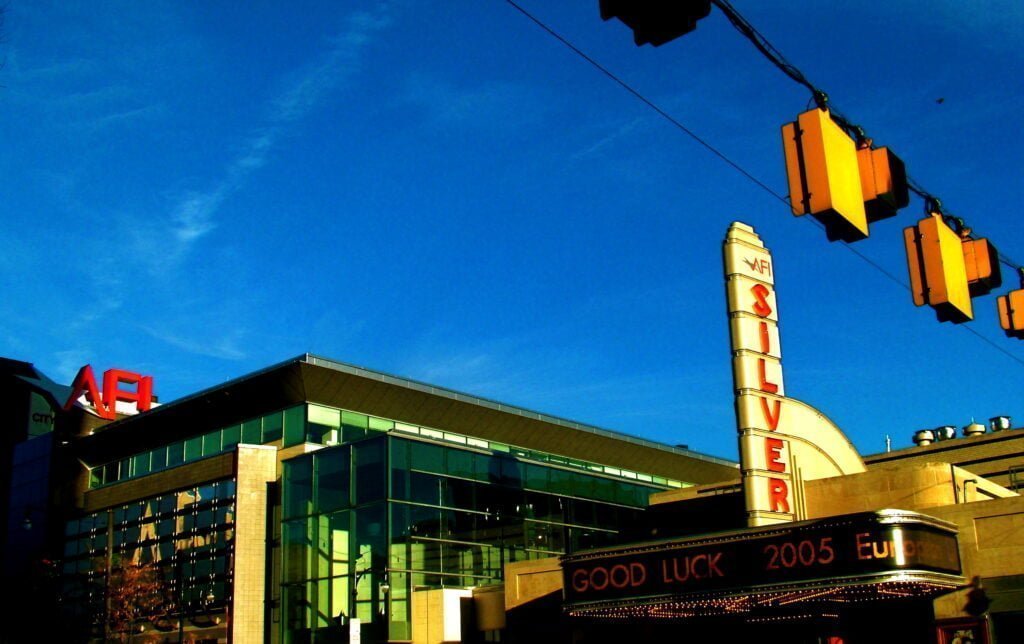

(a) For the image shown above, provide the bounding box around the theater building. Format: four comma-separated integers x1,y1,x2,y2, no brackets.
3,226,1023,643
502,224,1024,644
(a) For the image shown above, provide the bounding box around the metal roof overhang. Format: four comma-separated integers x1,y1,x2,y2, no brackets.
76,354,738,484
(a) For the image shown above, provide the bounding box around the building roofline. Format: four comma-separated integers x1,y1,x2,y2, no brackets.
96,352,736,469
301,354,737,469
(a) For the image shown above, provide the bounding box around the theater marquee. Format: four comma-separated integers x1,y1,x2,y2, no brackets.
562,510,962,616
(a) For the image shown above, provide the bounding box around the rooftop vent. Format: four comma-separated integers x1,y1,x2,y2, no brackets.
912,429,935,446
963,421,986,437
990,416,1012,432
935,425,957,441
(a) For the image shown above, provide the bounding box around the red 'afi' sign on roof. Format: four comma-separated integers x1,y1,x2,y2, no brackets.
63,365,154,420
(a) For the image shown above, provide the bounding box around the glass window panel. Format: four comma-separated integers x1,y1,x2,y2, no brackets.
331,576,350,624
498,457,524,486
315,450,350,513
218,479,236,499
119,458,132,481
354,502,386,575
283,406,306,447
88,468,101,488
308,404,341,428
388,571,410,641
390,438,410,470
391,467,409,501
354,440,385,505
410,442,444,474
409,472,440,506
341,411,368,443
420,428,443,441
150,446,168,473
202,430,222,457
284,458,315,519
525,464,549,491
368,417,393,432
444,478,475,511
307,421,338,446
222,424,241,448
447,449,474,480
132,452,151,478
262,411,283,443
327,511,350,578
184,436,203,462
472,453,491,482
197,483,217,505
408,504,440,540
167,441,185,467
241,419,261,444
390,504,411,541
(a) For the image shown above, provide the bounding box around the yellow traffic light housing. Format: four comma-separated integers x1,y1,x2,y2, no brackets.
856,145,909,223
961,235,1002,297
997,269,1024,339
904,214,973,323
782,108,868,242
998,290,1024,339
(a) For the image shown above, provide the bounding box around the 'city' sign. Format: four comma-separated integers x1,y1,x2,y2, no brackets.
63,364,154,420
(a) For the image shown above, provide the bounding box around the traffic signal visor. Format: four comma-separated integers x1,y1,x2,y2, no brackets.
782,108,868,242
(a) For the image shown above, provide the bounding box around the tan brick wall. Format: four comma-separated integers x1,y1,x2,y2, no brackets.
803,462,1013,519
504,558,562,611
866,432,1024,490
231,445,279,644
928,496,1024,618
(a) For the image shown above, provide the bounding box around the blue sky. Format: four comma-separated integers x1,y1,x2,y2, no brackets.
2,1,1022,460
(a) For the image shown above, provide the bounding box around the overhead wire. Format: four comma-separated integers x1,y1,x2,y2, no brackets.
503,0,1024,367
711,0,1024,275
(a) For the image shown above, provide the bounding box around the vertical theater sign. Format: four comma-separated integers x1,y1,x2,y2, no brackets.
724,222,866,526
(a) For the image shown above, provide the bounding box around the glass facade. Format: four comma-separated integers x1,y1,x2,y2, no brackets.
62,479,236,640
88,405,305,488
92,404,690,492
280,434,662,643
73,399,694,642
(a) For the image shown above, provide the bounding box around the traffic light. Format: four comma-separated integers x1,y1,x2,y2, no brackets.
599,0,712,47
961,234,1002,296
857,144,909,223
997,271,1024,339
904,213,973,323
782,108,868,242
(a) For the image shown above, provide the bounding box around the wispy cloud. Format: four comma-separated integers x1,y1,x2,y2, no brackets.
148,8,392,271
571,117,644,160
142,325,247,361
403,74,541,130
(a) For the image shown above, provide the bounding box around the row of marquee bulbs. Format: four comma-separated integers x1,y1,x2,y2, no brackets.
781,107,1024,337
